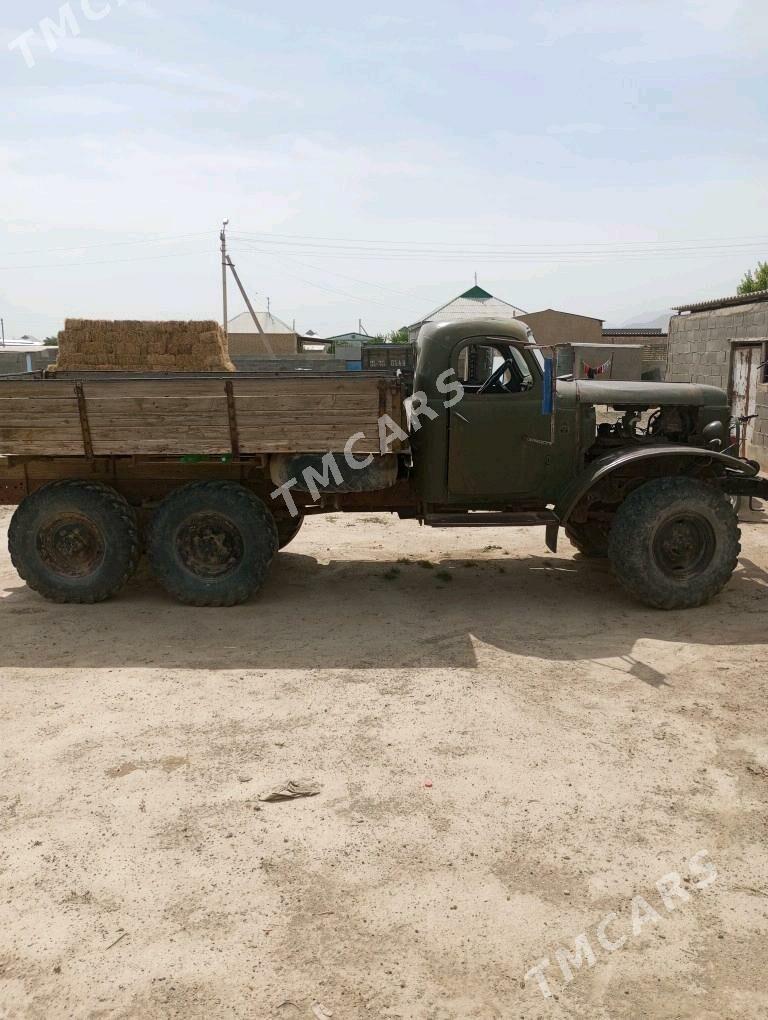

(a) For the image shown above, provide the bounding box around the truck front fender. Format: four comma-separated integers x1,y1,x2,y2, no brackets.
546,445,759,553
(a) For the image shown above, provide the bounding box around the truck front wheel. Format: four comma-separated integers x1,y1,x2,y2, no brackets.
147,482,278,606
8,480,140,603
607,477,740,610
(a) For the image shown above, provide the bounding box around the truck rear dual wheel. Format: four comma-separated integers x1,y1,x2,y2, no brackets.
8,480,140,603
608,477,741,610
147,482,278,606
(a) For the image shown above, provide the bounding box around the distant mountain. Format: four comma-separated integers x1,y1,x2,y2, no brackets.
609,310,673,331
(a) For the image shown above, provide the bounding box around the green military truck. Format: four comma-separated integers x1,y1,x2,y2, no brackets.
0,317,765,610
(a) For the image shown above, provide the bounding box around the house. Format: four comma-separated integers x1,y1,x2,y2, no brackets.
228,310,294,335
517,309,604,348
516,311,668,381
326,332,370,345
666,289,768,468
227,307,298,358
407,283,526,342
0,345,58,375
602,327,669,381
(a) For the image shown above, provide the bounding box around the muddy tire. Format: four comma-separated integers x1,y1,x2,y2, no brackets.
275,514,305,550
8,480,140,603
607,477,741,610
147,482,278,606
565,522,608,558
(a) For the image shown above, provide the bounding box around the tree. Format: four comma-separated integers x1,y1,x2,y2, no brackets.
44,336,59,346
737,261,768,295
374,327,410,345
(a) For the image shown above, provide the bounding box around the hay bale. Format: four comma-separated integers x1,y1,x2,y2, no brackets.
150,354,177,369
52,319,234,373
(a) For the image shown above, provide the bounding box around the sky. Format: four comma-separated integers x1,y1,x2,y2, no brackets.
0,0,766,340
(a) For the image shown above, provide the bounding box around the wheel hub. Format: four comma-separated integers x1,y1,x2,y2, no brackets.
37,513,106,578
175,513,244,578
653,513,716,578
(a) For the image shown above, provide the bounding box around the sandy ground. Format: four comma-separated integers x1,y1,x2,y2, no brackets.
1,506,768,1019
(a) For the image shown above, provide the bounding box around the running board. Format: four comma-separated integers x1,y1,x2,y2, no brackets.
424,511,559,528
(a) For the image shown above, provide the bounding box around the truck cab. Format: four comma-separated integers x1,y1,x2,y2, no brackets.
412,319,559,507
410,316,744,516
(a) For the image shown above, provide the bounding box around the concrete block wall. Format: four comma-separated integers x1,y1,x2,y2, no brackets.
0,347,58,375
667,302,768,389
667,301,768,467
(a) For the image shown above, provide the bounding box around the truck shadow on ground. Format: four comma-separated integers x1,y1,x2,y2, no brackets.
1,551,766,672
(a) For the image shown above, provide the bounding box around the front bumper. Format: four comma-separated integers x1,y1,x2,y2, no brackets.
719,473,768,500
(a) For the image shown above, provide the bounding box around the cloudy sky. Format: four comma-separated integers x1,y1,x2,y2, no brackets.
0,0,766,339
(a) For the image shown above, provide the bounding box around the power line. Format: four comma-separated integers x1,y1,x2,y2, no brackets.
0,249,214,271
0,231,211,258
231,229,768,255
229,247,398,309
228,242,766,265
232,240,424,301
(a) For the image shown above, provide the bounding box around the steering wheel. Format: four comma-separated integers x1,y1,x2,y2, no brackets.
478,358,516,395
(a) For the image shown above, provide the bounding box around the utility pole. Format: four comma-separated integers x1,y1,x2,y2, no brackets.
225,255,265,336
219,222,274,356
220,219,229,336
0,318,4,348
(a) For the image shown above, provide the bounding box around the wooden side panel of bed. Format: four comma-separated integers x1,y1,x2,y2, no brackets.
0,376,406,457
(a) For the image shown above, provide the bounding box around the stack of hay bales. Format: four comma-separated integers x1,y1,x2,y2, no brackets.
51,320,235,373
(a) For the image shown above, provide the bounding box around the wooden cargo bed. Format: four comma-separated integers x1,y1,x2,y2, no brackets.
0,373,406,458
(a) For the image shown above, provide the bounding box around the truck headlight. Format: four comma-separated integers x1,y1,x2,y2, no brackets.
703,420,724,449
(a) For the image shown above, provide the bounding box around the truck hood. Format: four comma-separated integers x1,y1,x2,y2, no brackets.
558,380,728,408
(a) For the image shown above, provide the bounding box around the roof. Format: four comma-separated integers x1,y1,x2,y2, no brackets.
326,332,370,343
0,345,56,354
409,284,526,330
673,290,768,314
2,335,44,346
228,310,294,334
602,327,667,337
521,308,604,324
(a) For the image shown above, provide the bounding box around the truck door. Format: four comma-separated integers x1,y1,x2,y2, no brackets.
448,340,552,497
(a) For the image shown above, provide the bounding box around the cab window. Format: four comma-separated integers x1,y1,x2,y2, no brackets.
456,342,534,394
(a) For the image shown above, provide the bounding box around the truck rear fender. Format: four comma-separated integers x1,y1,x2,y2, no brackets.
546,445,759,553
